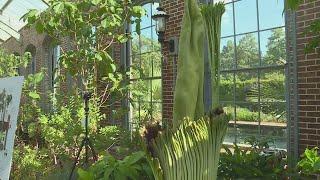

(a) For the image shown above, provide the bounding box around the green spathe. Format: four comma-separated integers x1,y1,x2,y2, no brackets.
201,3,225,109
173,0,205,129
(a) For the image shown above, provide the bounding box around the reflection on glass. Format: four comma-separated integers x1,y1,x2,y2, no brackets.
152,103,162,122
220,0,287,149
130,54,140,79
234,0,257,34
260,28,286,66
152,3,160,24
260,69,286,103
235,103,260,122
235,71,258,102
152,79,162,102
131,80,151,102
224,127,237,145
220,72,234,103
236,33,259,68
131,32,140,54
130,2,162,126
221,3,234,37
220,37,234,70
140,28,153,54
152,26,160,50
141,3,152,29
141,53,152,77
260,102,286,123
140,102,152,121
259,0,284,30
152,51,162,77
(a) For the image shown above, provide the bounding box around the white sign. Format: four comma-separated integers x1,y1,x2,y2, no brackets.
0,77,24,180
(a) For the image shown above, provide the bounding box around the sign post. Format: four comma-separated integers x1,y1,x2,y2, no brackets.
0,77,24,180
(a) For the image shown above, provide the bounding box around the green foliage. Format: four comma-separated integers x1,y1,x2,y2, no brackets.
0,49,48,179
23,0,145,89
220,69,286,123
77,151,153,180
201,2,225,109
130,35,162,123
220,30,286,121
224,106,286,123
285,0,304,10
264,29,286,65
0,49,29,77
304,20,320,53
297,147,320,175
218,140,287,179
11,145,49,180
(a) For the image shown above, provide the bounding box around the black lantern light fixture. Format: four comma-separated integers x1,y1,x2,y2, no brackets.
152,6,169,43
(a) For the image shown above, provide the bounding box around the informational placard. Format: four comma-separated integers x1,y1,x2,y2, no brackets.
0,77,24,180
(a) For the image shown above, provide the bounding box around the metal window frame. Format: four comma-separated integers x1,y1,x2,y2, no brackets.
0,0,48,42
125,2,163,130
215,0,289,149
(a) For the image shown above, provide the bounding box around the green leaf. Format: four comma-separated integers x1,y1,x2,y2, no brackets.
35,22,44,33
53,2,65,14
28,91,40,99
122,151,145,166
92,0,101,5
117,34,128,43
103,167,113,179
77,168,94,180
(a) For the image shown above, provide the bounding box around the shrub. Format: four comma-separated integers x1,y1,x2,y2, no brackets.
224,106,286,123
297,147,320,176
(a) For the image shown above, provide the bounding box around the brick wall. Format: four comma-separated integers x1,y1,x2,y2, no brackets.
1,27,50,104
296,0,320,153
161,0,184,126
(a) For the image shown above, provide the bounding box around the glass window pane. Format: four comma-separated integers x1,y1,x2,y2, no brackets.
141,53,152,78
260,28,286,66
140,102,152,121
131,32,140,55
234,0,257,34
131,102,140,123
258,0,285,30
131,80,151,102
236,33,259,68
130,55,140,79
220,72,234,103
260,69,286,102
152,79,162,102
236,124,260,145
235,102,260,122
221,3,234,37
130,3,162,126
221,37,234,70
152,51,162,77
235,102,260,144
224,127,237,145
152,103,162,122
260,121,287,149
141,3,152,29
235,71,258,102
260,102,286,123
140,28,153,54
152,3,160,25
152,26,161,51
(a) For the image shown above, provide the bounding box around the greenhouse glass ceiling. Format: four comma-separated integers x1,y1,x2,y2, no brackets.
0,0,48,43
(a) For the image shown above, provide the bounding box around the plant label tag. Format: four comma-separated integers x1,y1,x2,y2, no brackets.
0,76,24,180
